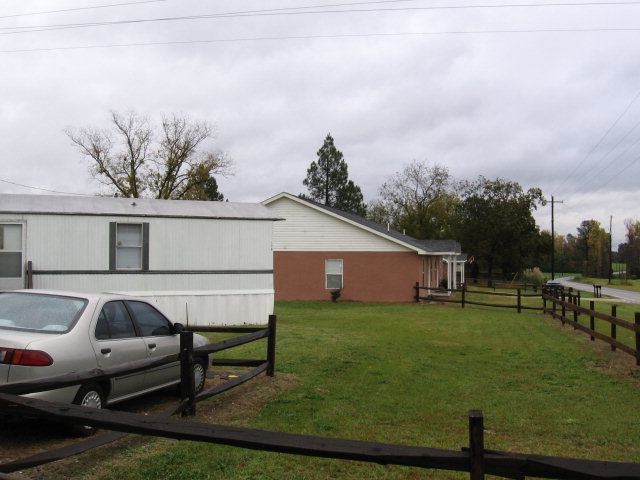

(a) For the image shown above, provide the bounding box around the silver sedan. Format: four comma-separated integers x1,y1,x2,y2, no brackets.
0,290,210,433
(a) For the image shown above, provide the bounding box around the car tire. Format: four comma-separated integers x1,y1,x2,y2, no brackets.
70,383,104,437
180,359,207,397
193,359,207,394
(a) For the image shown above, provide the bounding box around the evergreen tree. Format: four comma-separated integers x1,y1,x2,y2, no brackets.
303,133,366,216
203,176,225,201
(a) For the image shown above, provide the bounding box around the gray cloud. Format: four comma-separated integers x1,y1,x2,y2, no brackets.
2,1,639,248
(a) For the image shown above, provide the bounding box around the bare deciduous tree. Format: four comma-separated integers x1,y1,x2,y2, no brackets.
370,160,454,239
65,111,233,199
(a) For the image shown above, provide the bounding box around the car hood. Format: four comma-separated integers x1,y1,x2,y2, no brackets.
193,333,210,349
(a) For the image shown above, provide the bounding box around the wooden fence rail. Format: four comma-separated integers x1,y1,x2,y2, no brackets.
0,317,276,475
414,283,542,313
0,317,277,400
3,397,640,479
4,312,640,478
543,294,640,365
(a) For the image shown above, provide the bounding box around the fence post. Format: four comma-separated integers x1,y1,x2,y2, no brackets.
469,410,485,480
461,284,466,309
517,289,521,314
590,300,595,341
573,299,578,329
414,282,419,302
26,261,33,289
635,313,640,366
180,330,196,417
577,291,581,310
267,314,277,377
611,305,617,352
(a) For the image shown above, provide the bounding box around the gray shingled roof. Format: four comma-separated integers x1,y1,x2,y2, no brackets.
0,193,280,221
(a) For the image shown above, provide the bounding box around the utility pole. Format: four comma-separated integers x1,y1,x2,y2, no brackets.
551,196,563,280
609,216,613,284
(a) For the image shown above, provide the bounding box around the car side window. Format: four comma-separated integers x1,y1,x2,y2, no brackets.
126,301,172,337
96,301,137,340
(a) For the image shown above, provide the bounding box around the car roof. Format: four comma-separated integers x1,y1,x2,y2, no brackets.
2,289,140,302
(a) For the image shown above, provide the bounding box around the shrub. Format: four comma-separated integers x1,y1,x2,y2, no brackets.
522,267,544,286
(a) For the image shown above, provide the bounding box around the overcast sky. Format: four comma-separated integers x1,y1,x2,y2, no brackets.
1,1,639,248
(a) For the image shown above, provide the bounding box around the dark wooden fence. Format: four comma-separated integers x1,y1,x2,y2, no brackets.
180,315,277,415
5,312,640,478
0,317,277,474
414,283,543,313
416,283,640,364
543,293,640,365
3,396,640,479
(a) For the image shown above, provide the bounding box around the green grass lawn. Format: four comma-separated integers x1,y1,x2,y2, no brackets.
47,301,640,480
573,275,640,292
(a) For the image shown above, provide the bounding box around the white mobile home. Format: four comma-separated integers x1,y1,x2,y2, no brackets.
0,194,279,325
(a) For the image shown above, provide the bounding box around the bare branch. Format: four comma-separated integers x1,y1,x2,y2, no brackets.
66,111,233,199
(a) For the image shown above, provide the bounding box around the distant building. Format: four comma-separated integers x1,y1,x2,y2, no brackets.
0,194,280,325
263,192,464,302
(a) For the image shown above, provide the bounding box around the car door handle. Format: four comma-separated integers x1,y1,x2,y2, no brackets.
147,343,156,349
101,348,111,354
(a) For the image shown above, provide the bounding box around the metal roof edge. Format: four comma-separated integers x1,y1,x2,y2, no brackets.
0,193,282,221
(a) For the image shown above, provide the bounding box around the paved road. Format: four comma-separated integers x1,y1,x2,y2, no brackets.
556,277,640,304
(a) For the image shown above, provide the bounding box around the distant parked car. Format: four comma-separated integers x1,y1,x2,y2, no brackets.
0,290,210,434
543,279,564,295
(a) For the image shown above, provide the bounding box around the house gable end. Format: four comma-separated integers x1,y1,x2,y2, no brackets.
265,195,417,253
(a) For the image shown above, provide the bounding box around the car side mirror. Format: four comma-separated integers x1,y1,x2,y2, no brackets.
172,323,185,334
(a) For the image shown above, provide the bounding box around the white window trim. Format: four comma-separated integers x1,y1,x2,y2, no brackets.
0,222,25,281
109,222,149,271
325,258,343,290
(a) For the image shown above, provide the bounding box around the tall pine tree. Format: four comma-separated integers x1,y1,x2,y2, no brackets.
303,133,366,216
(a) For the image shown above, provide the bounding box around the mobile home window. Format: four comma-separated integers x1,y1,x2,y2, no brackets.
325,259,343,289
0,224,22,278
109,223,149,271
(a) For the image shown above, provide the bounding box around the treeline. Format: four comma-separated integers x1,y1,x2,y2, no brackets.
301,135,639,281
618,220,640,278
302,139,546,281
545,219,640,279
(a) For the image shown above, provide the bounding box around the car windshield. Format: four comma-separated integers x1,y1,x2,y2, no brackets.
0,292,87,333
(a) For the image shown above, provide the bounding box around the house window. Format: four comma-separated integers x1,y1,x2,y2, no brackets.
109,222,149,271
0,224,22,278
325,259,343,289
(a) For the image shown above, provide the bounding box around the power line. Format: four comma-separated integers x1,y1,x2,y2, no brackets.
0,177,89,196
3,1,640,36
0,0,173,20
3,27,640,54
562,109,640,193
550,87,640,196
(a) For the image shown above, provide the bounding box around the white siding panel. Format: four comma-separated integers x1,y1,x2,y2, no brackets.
2,214,273,271
268,198,410,252
3,214,109,270
118,290,274,326
31,273,273,292
150,218,273,270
